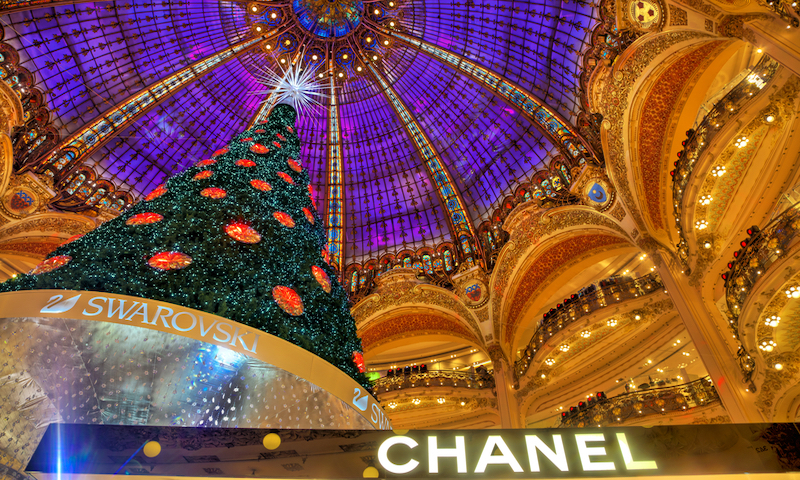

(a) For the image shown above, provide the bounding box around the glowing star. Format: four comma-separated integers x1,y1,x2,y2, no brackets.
193,170,213,180
273,286,303,316
273,211,295,227
277,172,294,184
250,57,330,116
145,184,167,201
212,147,228,157
31,255,72,275
225,223,261,244
201,188,227,199
127,212,164,225
196,159,216,167
148,251,192,271
251,180,273,192
250,143,269,154
312,265,331,293
236,159,257,167
288,159,302,172
303,207,315,224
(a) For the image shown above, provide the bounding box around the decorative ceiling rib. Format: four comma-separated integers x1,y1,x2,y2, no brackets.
29,35,266,188
369,63,475,241
385,28,597,164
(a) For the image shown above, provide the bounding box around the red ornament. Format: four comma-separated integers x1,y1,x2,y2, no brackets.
225,223,261,244
201,188,227,199
30,255,72,275
212,147,228,157
61,234,83,246
196,159,216,167
321,245,330,264
288,159,302,172
193,170,213,180
303,207,314,224
273,211,295,227
145,184,167,201
255,129,266,133
276,133,286,141
127,212,164,225
286,126,294,133
352,351,366,373
250,180,273,192
272,141,282,148
277,172,294,184
236,159,256,167
308,184,314,196
312,265,331,293
250,143,269,154
148,251,193,271
272,286,303,316
239,137,254,142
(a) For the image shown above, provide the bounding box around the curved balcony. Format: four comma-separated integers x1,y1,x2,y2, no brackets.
373,369,495,394
514,272,665,377
670,55,779,269
559,376,720,428
725,203,800,324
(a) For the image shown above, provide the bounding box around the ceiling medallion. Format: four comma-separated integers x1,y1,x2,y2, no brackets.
293,0,364,38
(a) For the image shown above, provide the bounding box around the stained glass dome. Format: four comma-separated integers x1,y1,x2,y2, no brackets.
1,0,602,270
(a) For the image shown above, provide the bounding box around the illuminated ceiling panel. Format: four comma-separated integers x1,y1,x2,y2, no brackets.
6,0,600,267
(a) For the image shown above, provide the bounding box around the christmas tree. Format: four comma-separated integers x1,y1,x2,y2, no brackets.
0,104,369,388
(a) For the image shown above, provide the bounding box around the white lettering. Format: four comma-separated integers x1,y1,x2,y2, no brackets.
126,302,149,323
82,296,107,316
525,435,569,472
107,299,139,320
474,436,522,473
575,434,615,471
199,316,217,337
428,436,467,474
249,333,260,353
148,305,173,327
229,327,253,350
213,322,233,343
371,402,380,424
616,433,657,470
172,311,197,332
378,436,419,474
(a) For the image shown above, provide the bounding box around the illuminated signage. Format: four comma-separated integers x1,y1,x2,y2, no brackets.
1,289,392,431
378,432,657,477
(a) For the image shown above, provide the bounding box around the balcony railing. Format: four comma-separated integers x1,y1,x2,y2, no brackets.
373,369,495,393
671,55,779,271
559,376,720,428
514,272,664,378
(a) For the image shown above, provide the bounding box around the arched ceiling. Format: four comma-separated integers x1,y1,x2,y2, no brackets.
2,0,600,265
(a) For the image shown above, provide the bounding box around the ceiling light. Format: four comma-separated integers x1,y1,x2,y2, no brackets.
607,319,617,327
251,5,257,11
372,55,378,60
735,136,749,148
558,344,570,352
580,330,590,338
785,286,800,298
711,165,726,177
703,240,712,249
765,315,780,327
357,66,363,71
343,54,348,59
266,44,272,49
270,12,277,18
256,26,262,31
765,114,775,123
384,40,389,45
366,36,372,42
312,55,318,60
695,219,708,230
390,21,395,26
280,58,286,64
374,8,381,14
634,315,641,320
775,363,783,370
338,72,343,77
545,358,555,366
318,73,324,78
759,339,776,352
699,194,712,205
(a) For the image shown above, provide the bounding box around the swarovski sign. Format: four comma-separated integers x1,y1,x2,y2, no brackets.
378,432,657,477
0,289,392,431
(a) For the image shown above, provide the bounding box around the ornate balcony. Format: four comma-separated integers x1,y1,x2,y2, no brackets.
670,55,779,269
514,272,664,377
374,369,495,393
559,376,720,428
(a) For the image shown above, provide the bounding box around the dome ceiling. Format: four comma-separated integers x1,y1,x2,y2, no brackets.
2,0,599,268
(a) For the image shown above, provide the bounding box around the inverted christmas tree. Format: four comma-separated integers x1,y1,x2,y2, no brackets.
0,104,369,388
